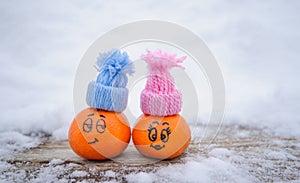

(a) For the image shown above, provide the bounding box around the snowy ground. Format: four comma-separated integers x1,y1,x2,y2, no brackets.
1,1,300,182
0,125,299,182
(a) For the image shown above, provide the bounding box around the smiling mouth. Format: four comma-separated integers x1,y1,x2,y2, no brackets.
88,138,99,144
150,144,165,150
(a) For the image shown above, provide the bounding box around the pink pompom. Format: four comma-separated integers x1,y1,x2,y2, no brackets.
141,49,186,71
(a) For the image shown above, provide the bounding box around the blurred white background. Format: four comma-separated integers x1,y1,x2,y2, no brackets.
0,0,299,138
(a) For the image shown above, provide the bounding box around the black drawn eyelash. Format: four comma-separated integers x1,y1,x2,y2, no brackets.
166,127,171,135
148,124,154,132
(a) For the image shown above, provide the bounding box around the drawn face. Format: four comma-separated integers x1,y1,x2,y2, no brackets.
148,121,171,150
82,113,106,144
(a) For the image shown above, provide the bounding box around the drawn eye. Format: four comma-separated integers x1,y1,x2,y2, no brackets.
148,125,157,142
83,118,93,133
161,127,171,143
96,119,106,133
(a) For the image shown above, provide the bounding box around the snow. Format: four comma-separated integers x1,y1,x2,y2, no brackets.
0,131,41,158
0,161,13,174
49,159,65,166
70,171,88,178
105,170,116,178
208,148,233,159
126,172,154,183
51,125,69,141
0,0,299,182
0,0,299,139
0,133,299,182
266,151,288,161
0,161,68,183
30,164,69,183
125,155,257,183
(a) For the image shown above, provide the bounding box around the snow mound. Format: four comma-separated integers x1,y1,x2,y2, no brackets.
126,172,154,183
49,159,65,166
0,131,41,158
126,156,258,183
70,171,88,178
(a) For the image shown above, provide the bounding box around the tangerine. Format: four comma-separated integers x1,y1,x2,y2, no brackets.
132,114,191,159
68,108,131,160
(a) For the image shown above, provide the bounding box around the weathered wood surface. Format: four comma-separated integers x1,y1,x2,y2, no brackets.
3,127,300,182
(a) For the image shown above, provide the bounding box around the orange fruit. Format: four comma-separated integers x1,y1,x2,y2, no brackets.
132,114,191,159
68,107,131,160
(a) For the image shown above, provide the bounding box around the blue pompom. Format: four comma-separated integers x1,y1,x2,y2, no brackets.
94,49,134,87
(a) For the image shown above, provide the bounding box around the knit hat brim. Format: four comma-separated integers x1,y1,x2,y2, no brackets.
140,89,182,116
86,81,128,112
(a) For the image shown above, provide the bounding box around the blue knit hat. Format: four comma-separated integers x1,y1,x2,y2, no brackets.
86,49,134,112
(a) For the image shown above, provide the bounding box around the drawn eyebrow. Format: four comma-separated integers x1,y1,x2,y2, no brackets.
88,113,94,117
152,121,159,125
162,122,169,126
100,114,106,118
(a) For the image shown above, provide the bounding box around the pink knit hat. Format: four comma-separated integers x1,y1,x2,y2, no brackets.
140,49,186,116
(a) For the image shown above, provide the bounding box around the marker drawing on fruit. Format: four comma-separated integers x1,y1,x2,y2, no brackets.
132,49,191,160
68,49,134,160
81,113,106,144
148,121,171,150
